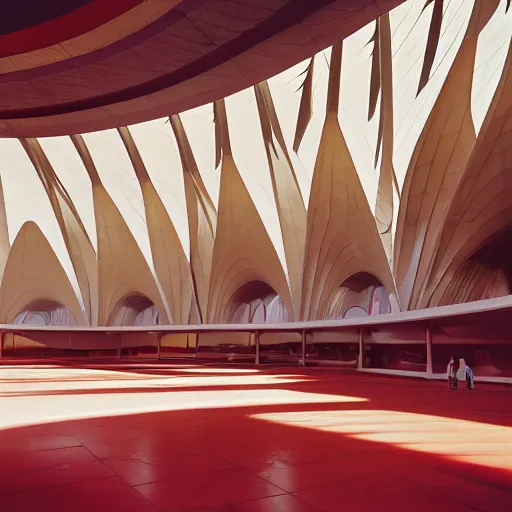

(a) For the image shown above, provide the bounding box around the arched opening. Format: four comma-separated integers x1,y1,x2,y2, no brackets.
226,281,288,323
13,299,78,326
109,294,160,326
197,281,290,363
305,274,390,367
326,272,390,319
6,300,80,358
439,231,512,306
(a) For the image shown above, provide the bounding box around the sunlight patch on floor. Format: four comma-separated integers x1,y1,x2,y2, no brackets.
0,372,308,394
0,368,367,431
251,410,512,472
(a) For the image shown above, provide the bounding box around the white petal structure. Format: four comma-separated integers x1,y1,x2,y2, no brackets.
0,0,511,327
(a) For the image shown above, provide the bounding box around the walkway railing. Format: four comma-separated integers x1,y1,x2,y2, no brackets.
1,296,511,384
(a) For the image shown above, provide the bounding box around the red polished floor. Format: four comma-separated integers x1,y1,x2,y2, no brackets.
0,363,511,511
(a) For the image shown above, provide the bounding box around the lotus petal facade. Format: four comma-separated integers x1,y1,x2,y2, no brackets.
0,0,511,329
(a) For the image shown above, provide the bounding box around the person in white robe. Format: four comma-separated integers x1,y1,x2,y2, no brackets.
458,358,475,390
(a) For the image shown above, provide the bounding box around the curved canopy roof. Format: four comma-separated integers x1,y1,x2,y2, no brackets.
0,0,510,329
0,0,405,137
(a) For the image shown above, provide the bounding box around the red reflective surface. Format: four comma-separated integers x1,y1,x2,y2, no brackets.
0,364,510,511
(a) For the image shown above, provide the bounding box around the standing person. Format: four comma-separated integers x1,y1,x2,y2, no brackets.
458,358,475,390
447,356,454,389
447,356,458,390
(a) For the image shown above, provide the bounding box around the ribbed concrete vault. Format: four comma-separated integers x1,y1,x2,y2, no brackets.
0,0,510,326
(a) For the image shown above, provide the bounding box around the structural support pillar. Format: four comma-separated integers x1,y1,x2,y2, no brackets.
300,329,306,366
255,330,260,365
426,324,433,377
358,328,364,370
116,334,122,360
0,332,4,358
157,333,162,360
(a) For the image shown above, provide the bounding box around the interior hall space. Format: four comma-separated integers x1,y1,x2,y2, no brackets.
0,364,511,512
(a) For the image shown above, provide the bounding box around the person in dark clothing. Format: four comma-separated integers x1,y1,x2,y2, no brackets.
447,356,458,390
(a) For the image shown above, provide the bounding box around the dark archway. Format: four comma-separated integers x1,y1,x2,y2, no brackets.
108,294,159,326
439,230,512,306
226,281,288,324
326,272,389,319
13,299,78,326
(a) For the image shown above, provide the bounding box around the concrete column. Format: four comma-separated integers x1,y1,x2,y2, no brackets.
426,326,433,377
301,329,306,366
116,334,122,360
255,330,260,365
195,332,200,359
358,328,364,369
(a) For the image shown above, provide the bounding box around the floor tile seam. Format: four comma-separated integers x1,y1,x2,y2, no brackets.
0,452,91,473
107,454,157,464
0,456,102,476
252,455,392,474
288,490,331,510
237,453,371,472
107,464,236,487
79,437,122,479
100,459,162,487
116,475,170,488
284,492,324,511
0,473,115,496
0,441,84,456
81,433,153,446
129,467,267,491
253,465,389,494
222,451,371,472
127,481,165,512
133,456,234,470
243,471,290,495
94,452,158,462
226,490,323,511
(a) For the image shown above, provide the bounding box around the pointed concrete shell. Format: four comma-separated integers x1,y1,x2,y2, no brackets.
71,134,169,326
0,221,84,325
301,42,394,321
207,99,293,323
